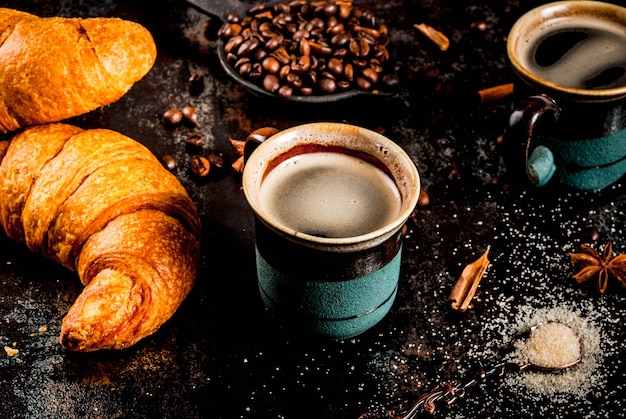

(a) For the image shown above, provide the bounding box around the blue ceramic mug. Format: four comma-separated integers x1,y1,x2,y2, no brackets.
242,122,420,339
503,1,626,191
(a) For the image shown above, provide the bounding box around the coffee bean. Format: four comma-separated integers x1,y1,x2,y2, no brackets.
162,155,177,170
361,67,378,83
262,56,281,73
293,29,310,41
278,84,294,97
355,76,371,90
237,60,252,76
338,4,351,19
300,86,314,96
218,0,398,97
327,22,344,36
331,32,351,47
299,38,311,56
285,72,303,88
337,80,350,90
218,22,242,38
224,35,244,54
207,153,225,169
343,63,354,81
250,62,264,78
185,132,204,147
271,47,291,65
309,42,333,56
291,55,311,73
318,77,337,93
190,156,210,177
279,64,291,79
226,12,241,23
349,37,370,57
327,57,343,75
263,74,281,92
163,108,183,125
318,2,337,16
182,106,198,125
266,33,284,50
237,37,261,56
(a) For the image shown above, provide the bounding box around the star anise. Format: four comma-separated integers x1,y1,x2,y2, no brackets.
569,241,626,294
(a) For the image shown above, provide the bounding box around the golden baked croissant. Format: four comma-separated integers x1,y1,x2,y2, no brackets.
0,123,202,351
0,8,156,133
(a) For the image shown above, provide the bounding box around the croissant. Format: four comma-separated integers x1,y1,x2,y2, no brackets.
0,8,156,133
0,123,202,351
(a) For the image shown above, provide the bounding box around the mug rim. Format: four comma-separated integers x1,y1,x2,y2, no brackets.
507,0,626,102
242,122,420,251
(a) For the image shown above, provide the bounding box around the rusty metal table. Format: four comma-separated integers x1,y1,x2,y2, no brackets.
1,0,625,418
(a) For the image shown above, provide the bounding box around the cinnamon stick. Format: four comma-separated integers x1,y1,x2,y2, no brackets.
478,83,514,103
414,23,450,51
449,247,490,312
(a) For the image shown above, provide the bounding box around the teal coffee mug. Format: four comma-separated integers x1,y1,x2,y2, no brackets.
503,1,626,191
242,122,420,339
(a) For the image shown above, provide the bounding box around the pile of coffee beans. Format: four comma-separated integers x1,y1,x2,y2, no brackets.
217,0,399,98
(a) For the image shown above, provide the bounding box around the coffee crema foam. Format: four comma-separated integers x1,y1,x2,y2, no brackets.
520,18,626,90
259,151,402,238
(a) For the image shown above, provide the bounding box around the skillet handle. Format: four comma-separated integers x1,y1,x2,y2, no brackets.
184,0,249,21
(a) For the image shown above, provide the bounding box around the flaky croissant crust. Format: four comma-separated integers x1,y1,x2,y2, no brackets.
0,124,201,351
0,8,157,133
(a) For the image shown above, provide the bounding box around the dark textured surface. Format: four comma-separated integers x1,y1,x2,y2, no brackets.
1,1,625,418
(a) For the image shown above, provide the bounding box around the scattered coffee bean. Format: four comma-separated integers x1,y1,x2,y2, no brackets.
185,132,204,147
163,108,183,125
162,155,177,170
217,1,397,97
182,106,198,125
190,156,211,177
207,153,225,169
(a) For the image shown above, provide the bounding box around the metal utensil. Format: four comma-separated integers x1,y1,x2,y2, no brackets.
360,321,582,419
185,0,393,103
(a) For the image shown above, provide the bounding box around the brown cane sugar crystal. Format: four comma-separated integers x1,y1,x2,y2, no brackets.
522,322,581,369
504,305,604,402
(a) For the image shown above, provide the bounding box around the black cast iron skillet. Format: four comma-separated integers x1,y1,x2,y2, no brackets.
185,0,393,103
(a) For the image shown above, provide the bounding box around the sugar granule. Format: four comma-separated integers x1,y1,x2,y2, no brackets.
519,321,581,369
503,304,604,402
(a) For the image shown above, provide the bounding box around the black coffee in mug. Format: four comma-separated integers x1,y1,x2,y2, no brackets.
519,17,626,90
259,148,402,238
504,1,626,191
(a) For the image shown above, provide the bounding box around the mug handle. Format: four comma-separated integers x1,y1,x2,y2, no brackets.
503,94,561,187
